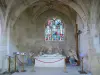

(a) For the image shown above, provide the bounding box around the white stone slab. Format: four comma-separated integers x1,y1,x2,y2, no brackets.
34,54,65,67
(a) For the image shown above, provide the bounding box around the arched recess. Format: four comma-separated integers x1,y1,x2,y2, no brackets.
6,0,87,28
32,5,74,25
5,0,87,60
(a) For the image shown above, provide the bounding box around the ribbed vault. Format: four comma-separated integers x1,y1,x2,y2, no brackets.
5,0,88,28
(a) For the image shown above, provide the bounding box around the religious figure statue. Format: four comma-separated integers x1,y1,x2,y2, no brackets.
47,47,52,54
59,48,63,54
68,49,78,65
39,51,43,56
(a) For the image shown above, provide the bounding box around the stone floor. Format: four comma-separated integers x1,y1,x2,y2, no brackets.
12,65,91,75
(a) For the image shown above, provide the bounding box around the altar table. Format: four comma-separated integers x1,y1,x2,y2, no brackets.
34,54,65,67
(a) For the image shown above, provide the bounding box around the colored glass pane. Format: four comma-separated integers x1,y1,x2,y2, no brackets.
45,17,64,41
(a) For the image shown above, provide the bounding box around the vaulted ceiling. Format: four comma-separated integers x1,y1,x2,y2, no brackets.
24,0,77,25
0,0,89,28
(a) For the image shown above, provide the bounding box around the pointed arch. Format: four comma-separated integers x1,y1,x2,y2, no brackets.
45,17,64,41
6,0,87,29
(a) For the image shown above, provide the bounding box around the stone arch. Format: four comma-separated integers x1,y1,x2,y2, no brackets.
4,0,14,30
62,0,87,25
6,0,87,28
32,6,73,25
0,8,5,34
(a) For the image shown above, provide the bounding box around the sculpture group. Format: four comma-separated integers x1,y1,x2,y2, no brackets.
39,46,63,56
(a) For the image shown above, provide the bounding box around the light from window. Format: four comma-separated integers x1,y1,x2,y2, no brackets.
45,17,64,41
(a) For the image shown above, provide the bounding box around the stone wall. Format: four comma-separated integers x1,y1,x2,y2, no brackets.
10,9,76,56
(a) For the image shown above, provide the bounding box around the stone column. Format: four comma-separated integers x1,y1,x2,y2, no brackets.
0,20,8,72
87,1,100,74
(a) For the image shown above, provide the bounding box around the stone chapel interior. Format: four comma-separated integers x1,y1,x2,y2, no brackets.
0,0,100,75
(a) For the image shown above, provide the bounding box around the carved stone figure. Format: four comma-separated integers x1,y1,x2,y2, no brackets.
39,51,43,56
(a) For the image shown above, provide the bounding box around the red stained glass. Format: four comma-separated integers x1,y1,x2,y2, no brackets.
48,20,51,25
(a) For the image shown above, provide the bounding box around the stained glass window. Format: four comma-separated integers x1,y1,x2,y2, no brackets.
45,17,64,41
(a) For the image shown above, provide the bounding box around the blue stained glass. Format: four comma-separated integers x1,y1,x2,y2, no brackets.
55,19,61,25
60,25,63,28
53,25,56,29
45,17,64,41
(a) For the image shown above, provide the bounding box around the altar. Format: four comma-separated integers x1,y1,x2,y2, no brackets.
34,53,65,67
